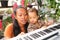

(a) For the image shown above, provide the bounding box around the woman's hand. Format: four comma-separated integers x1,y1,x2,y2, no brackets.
20,32,25,35
18,32,25,36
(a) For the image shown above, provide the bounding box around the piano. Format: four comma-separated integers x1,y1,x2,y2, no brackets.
10,23,60,40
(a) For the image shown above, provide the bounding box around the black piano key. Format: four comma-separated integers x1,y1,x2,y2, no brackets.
30,34,37,39
23,37,29,40
38,31,46,36
43,29,52,33
34,33,41,38
30,33,41,39
49,28,56,31
53,26,59,29
26,36,33,40
53,25,60,29
58,25,60,29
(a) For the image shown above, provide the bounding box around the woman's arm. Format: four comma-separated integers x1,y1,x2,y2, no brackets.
4,23,13,40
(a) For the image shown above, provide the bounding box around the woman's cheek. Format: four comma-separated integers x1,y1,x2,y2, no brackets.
25,16,28,20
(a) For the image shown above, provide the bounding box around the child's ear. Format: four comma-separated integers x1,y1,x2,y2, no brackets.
38,16,40,20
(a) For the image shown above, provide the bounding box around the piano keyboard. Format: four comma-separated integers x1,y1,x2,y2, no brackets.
10,23,60,40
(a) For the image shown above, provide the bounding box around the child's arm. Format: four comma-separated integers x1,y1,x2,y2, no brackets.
27,24,34,32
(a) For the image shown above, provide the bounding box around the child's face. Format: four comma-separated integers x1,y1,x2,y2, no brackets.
28,12,39,24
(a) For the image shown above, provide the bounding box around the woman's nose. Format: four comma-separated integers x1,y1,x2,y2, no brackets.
22,15,25,19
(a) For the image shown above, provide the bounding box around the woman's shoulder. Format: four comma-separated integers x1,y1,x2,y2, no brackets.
5,23,13,30
4,23,14,38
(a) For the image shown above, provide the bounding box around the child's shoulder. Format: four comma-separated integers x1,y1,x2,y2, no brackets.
28,23,36,28
38,20,44,25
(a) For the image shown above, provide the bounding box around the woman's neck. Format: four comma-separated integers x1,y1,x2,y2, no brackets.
18,23,25,33
19,23,24,27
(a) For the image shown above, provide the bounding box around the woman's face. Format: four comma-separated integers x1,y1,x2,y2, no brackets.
15,8,28,25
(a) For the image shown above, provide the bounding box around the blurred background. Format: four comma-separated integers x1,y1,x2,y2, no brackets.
0,0,60,39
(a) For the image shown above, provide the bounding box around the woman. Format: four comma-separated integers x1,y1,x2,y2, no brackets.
4,6,29,40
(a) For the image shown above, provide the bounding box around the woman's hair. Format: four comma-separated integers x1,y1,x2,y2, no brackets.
13,19,29,36
14,5,27,15
13,5,29,36
28,8,38,16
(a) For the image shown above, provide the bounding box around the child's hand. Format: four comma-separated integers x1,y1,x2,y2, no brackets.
44,20,54,26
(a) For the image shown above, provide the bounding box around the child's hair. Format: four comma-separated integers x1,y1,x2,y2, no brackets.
28,8,41,20
28,8,38,16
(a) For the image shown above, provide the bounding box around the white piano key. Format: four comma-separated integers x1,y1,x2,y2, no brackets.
47,23,60,28
36,30,59,40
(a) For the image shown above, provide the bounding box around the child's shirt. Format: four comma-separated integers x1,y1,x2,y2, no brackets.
27,20,44,32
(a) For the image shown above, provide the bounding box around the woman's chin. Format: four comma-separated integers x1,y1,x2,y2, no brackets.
21,22,27,24
22,23,26,24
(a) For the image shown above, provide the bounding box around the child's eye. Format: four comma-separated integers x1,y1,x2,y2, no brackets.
29,17,32,19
